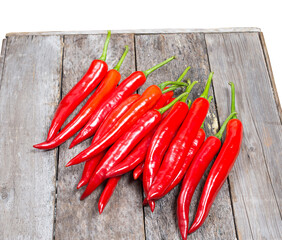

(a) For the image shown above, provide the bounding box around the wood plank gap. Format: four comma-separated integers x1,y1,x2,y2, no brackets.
133,33,147,240
6,28,261,37
52,35,65,240
203,33,240,240
258,32,282,122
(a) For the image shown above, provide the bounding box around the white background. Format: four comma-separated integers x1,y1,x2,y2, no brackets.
0,0,281,102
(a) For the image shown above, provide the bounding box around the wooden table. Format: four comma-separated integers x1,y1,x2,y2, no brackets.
0,28,281,240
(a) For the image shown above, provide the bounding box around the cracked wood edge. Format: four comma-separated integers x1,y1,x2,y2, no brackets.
0,35,62,239
135,33,237,240
54,33,145,240
205,32,282,240
6,27,261,37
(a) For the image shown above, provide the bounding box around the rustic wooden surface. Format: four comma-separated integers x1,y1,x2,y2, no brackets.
206,33,282,240
0,35,62,239
135,33,236,240
0,29,281,240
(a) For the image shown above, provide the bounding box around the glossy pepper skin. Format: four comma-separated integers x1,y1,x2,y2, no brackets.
98,176,121,214
105,127,155,178
162,128,206,197
66,85,163,167
45,31,111,141
147,73,213,201
189,83,242,234
76,151,105,189
143,101,189,198
105,91,174,178
133,162,144,180
79,93,187,199
177,136,221,240
70,56,175,147
76,94,141,188
34,45,130,150
34,70,121,150
80,109,163,200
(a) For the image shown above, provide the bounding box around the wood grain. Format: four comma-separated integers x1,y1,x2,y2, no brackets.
0,35,62,239
206,32,282,240
0,39,7,83
135,33,237,240
54,33,146,240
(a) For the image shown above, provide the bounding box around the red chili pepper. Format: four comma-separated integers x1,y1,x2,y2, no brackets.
34,46,129,150
76,151,105,189
66,84,178,167
69,56,176,147
45,31,111,142
79,93,188,200
105,90,175,179
156,96,212,198
76,94,141,189
188,83,242,234
177,112,236,239
133,162,144,180
147,73,214,201
98,176,121,214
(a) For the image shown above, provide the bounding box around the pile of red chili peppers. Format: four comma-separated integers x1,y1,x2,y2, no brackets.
34,31,243,239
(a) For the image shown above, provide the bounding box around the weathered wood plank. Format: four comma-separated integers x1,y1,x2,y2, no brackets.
259,32,282,121
54,33,146,240
135,33,237,240
206,33,282,240
6,28,261,37
0,35,62,239
0,39,7,83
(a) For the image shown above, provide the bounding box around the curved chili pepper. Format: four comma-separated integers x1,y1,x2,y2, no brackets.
69,56,175,147
105,89,175,178
34,46,129,150
79,93,188,200
45,31,111,142
147,72,214,201
76,94,141,188
76,151,105,189
188,83,242,234
144,81,198,201
133,162,144,180
177,112,236,239
159,96,212,198
66,84,180,167
98,176,121,214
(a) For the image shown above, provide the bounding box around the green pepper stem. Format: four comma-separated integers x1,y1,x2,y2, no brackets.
181,81,198,102
200,96,213,129
176,66,191,82
200,72,214,99
99,30,111,61
113,46,129,72
158,92,188,114
162,85,181,94
158,81,188,91
143,56,175,78
229,82,237,119
215,112,237,139
187,99,192,108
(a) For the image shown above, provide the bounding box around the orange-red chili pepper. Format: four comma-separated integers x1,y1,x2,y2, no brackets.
66,85,166,167
45,31,111,142
189,82,242,234
69,57,176,147
34,46,129,150
147,73,214,201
